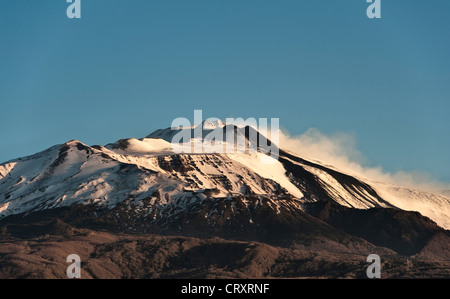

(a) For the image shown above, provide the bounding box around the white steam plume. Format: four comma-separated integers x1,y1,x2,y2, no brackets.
277,128,450,193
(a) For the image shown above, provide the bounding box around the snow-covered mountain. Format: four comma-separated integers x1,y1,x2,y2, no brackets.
1,123,450,235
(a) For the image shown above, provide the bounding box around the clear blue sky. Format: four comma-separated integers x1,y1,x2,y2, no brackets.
0,1,449,182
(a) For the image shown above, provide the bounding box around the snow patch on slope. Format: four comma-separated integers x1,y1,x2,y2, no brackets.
301,163,385,209
0,162,17,179
373,182,450,230
227,153,304,199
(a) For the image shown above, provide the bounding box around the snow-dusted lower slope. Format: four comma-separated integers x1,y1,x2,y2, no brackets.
372,182,450,230
278,150,450,229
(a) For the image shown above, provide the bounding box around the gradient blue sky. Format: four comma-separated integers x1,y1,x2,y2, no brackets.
0,1,449,181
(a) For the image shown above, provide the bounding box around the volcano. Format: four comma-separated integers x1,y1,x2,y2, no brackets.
0,122,449,278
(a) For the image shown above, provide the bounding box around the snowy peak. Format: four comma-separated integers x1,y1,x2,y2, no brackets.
146,123,277,157
147,118,265,142
0,125,450,232
200,119,225,130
